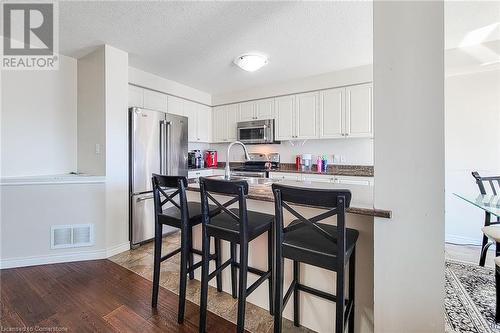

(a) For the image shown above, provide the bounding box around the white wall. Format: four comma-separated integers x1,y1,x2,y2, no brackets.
445,69,500,244
129,66,212,105
373,2,444,333
0,182,106,265
77,48,106,175
104,45,130,250
211,138,373,165
1,55,77,177
212,64,372,105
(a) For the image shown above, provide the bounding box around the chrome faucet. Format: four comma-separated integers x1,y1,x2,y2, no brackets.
225,141,250,180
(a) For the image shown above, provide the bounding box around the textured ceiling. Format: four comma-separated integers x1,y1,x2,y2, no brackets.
445,1,500,75
59,1,373,95
445,1,500,49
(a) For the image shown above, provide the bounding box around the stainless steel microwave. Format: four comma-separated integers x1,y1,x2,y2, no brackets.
237,119,276,144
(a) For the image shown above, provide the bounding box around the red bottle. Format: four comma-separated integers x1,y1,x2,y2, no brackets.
295,155,301,171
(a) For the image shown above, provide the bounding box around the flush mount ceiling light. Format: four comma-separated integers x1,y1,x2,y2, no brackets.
233,53,268,72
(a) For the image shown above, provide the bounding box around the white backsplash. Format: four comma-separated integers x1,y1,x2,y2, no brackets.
209,138,373,165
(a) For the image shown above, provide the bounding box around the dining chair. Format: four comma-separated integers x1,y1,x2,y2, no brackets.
472,171,500,266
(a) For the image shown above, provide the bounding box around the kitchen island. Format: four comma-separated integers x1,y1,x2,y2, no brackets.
186,179,389,333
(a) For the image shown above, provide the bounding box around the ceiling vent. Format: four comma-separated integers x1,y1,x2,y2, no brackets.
51,224,94,249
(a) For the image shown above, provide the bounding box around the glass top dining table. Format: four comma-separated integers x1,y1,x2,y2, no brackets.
454,193,500,218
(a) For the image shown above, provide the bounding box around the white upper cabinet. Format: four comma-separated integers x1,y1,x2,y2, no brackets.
212,106,227,143
212,104,239,143
254,98,275,119
345,83,372,138
143,89,167,112
275,93,318,140
319,88,344,138
196,104,212,142
226,104,239,141
238,98,275,121
239,101,255,121
295,92,319,139
167,95,184,116
275,95,295,140
128,85,144,108
182,101,198,142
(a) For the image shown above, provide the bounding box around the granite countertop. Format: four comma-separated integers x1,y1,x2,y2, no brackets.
273,164,373,177
198,163,374,177
187,180,391,219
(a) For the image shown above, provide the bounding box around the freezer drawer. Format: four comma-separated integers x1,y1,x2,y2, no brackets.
131,192,177,245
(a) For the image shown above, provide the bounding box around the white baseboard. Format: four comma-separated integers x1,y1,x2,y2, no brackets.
445,234,482,246
0,242,130,269
106,242,131,257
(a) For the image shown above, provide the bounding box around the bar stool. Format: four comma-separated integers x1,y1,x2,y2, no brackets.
198,177,274,333
272,184,358,333
472,171,500,266
151,174,221,323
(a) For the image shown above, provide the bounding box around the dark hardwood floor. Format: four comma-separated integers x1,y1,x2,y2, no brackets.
0,260,238,332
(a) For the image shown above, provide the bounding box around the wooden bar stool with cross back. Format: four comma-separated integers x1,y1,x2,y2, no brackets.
151,174,222,324
198,177,275,333
272,183,359,333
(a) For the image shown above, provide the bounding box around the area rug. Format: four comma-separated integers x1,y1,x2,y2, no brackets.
446,260,500,333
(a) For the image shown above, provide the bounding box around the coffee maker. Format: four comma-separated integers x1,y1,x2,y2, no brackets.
188,150,203,168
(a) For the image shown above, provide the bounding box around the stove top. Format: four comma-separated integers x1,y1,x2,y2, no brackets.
233,161,279,172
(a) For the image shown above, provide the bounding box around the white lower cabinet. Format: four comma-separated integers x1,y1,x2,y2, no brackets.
334,176,373,186
188,169,214,180
269,172,302,181
302,174,335,183
212,169,225,176
269,172,373,186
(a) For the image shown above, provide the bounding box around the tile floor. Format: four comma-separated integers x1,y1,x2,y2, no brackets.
110,232,491,333
110,232,313,333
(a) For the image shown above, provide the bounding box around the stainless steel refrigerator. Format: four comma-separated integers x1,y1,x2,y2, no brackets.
129,107,188,246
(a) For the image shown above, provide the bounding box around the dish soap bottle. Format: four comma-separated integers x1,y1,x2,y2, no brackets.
316,156,323,172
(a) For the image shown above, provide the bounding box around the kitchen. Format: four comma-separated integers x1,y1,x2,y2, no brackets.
0,1,446,333
126,54,378,333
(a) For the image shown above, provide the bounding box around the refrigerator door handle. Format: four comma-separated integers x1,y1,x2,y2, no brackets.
136,193,154,202
165,121,172,175
159,120,167,175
